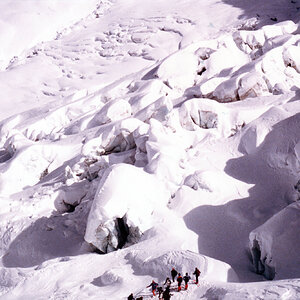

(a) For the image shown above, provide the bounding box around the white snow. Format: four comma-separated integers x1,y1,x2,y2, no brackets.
249,202,300,280
0,0,300,299
85,163,170,252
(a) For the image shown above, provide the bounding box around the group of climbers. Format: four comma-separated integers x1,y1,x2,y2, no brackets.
127,266,201,299
143,280,172,300
171,267,200,291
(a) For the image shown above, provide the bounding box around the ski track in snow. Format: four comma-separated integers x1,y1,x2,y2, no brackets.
0,0,300,299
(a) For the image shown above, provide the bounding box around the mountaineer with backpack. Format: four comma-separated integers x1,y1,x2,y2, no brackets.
157,286,163,299
164,277,171,289
147,280,158,296
171,268,178,282
183,273,191,290
177,273,183,292
127,293,134,300
193,267,201,284
162,286,172,300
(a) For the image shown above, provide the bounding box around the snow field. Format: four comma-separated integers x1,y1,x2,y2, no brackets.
0,1,300,299
0,0,113,70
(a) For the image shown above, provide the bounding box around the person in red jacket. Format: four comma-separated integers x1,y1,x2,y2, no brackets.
147,280,158,296
177,273,183,292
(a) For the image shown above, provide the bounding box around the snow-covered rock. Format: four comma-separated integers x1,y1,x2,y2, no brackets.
134,96,173,123
154,48,198,90
98,270,123,285
179,98,219,130
81,118,143,157
0,141,80,195
202,37,250,80
199,77,227,97
90,99,131,126
233,29,265,53
262,21,298,40
283,45,300,73
249,202,300,280
213,76,240,102
261,47,287,90
145,118,192,190
53,182,88,213
237,72,269,100
129,79,172,114
84,163,169,252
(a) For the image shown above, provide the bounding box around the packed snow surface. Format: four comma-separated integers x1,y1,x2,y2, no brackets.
0,0,300,299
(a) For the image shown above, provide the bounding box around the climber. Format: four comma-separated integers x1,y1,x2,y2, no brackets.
127,293,134,300
164,277,171,288
177,273,183,292
171,267,178,282
183,272,191,290
193,267,201,284
162,286,172,300
147,280,158,296
157,286,163,299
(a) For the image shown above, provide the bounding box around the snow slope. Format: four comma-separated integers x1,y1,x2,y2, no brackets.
0,0,107,70
0,0,300,299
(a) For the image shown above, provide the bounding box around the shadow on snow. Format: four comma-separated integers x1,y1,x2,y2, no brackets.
184,113,300,282
221,0,300,27
2,210,88,268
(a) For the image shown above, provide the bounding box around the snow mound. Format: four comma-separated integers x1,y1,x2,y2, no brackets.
53,182,88,213
249,202,300,280
98,270,123,286
195,20,300,102
0,136,81,195
129,79,171,114
126,249,238,283
90,99,131,126
84,163,170,252
154,47,198,90
183,170,237,194
237,72,269,100
283,45,300,73
81,118,143,158
179,98,219,130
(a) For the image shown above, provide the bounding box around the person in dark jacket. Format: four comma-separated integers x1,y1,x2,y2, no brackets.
183,273,191,290
127,293,134,300
162,286,172,300
157,286,163,299
164,277,171,288
177,273,183,292
193,267,201,284
171,268,178,282
147,280,158,296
